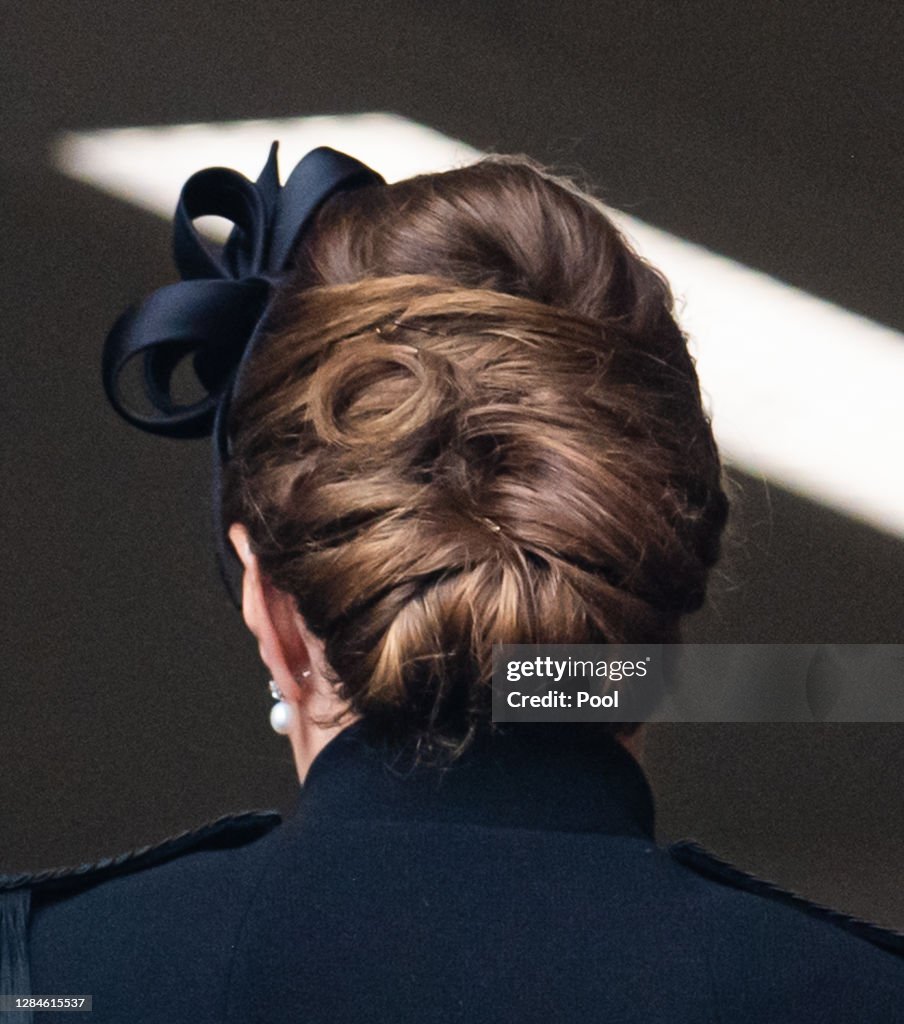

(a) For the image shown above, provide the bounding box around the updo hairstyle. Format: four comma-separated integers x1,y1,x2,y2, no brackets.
221,155,729,758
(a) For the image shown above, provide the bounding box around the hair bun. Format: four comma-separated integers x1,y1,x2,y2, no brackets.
221,156,729,759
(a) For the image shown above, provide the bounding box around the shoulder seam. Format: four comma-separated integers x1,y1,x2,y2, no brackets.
0,810,282,895
669,839,904,958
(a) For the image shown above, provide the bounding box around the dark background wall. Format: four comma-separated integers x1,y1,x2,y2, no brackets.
2,2,902,927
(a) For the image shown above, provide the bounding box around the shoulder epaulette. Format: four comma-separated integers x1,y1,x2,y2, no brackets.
0,809,282,896
669,839,904,958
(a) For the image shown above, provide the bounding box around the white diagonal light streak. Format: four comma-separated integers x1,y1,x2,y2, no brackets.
53,112,904,538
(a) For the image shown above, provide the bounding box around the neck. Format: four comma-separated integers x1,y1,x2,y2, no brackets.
289,695,359,784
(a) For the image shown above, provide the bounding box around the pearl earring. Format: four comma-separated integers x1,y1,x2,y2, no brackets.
268,680,295,735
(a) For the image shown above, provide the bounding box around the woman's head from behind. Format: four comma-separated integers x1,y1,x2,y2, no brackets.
222,155,729,765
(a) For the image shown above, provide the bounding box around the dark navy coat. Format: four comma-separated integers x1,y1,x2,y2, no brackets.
3,723,903,1022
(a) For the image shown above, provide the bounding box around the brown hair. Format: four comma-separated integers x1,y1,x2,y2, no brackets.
221,155,729,759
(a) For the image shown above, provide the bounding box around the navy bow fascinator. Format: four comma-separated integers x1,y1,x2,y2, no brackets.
102,143,385,606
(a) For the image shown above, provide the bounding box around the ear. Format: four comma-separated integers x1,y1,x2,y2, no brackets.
228,523,309,702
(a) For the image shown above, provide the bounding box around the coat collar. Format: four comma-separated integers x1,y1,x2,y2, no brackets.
291,722,655,840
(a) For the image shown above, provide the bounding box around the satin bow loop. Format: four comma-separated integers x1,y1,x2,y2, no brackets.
101,141,384,607
102,142,384,441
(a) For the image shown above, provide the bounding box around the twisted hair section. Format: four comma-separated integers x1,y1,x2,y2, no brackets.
222,156,729,759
